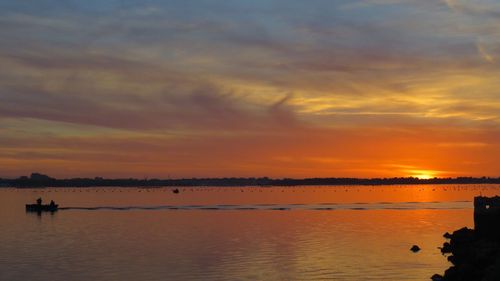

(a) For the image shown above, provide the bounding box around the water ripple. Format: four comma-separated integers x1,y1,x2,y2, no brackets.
59,200,472,211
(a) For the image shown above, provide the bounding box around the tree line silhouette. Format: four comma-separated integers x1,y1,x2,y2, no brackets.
0,173,499,188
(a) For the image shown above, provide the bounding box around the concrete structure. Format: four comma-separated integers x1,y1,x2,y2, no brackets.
474,196,500,239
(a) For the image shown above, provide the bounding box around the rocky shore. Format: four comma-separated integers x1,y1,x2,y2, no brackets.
432,196,500,281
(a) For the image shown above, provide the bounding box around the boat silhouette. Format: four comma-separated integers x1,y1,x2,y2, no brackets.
25,204,59,212
26,198,58,212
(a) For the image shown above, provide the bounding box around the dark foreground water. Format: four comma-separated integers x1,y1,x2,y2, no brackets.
1,184,499,281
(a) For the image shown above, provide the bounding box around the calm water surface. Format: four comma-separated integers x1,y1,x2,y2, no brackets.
1,184,499,281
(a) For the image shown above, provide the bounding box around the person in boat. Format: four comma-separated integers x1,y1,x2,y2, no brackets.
49,200,56,208
36,197,42,206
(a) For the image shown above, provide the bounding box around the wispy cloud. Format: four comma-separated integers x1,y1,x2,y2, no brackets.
0,0,499,177
476,40,495,62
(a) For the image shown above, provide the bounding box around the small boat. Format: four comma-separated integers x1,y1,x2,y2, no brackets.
26,198,58,213
25,203,58,212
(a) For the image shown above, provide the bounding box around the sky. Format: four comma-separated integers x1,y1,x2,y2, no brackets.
0,0,499,179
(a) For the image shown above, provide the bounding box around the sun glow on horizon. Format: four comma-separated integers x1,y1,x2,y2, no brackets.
414,174,434,180
409,170,439,180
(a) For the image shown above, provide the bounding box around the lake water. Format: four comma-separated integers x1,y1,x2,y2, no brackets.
1,184,499,281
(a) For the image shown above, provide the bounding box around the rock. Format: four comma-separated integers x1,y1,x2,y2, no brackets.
443,266,459,280
441,242,452,254
436,226,500,280
451,227,475,244
483,256,500,281
434,197,500,280
430,273,443,281
410,245,421,252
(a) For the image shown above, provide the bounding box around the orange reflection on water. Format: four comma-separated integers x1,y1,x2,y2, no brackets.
1,185,498,280
3,184,499,208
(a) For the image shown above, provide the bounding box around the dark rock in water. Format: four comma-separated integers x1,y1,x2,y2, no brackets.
482,256,500,281
172,188,180,194
450,227,474,244
431,273,444,281
441,242,452,254
410,245,420,252
432,196,500,281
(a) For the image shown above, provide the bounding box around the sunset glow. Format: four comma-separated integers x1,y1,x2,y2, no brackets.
1,1,499,178
411,172,436,180
4,3,500,281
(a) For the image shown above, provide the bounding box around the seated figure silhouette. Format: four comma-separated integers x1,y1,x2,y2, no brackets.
49,200,56,207
36,197,42,206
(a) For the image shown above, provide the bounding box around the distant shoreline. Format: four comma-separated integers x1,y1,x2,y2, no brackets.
1,173,499,188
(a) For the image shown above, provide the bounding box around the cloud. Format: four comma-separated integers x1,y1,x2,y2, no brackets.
476,40,495,62
0,46,309,132
442,0,500,18
442,0,458,11
1,1,500,177
437,142,488,148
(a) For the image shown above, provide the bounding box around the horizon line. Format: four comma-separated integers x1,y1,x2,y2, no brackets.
2,172,500,181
